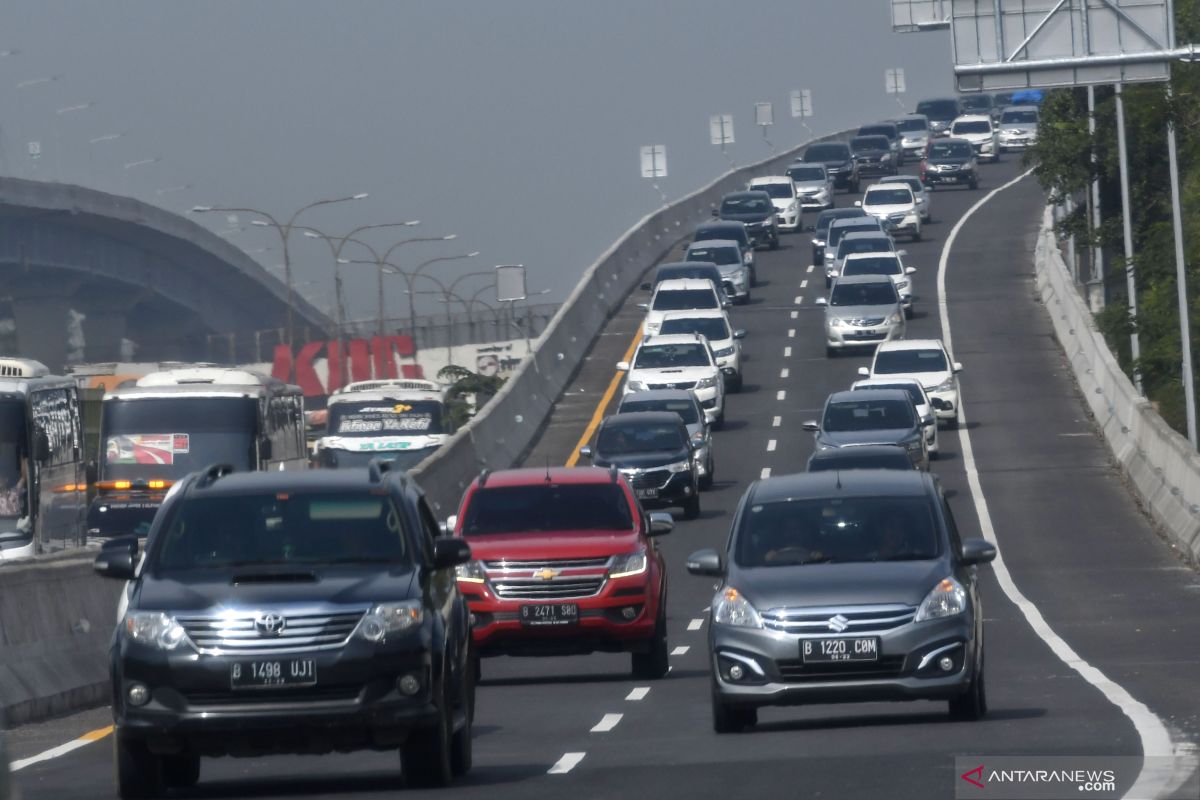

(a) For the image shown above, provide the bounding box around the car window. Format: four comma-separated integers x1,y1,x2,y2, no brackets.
1000,110,1038,124
842,256,901,276
634,343,711,368
916,99,959,119
859,126,895,139
786,165,825,181
827,223,878,248
656,266,720,286
952,120,992,134
808,450,914,472
960,95,993,111
804,143,849,161
686,246,740,266
874,348,950,374
822,398,915,432
883,177,922,193
652,288,718,311
928,142,973,159
721,196,772,214
856,383,922,406
660,316,730,342
830,281,898,306
734,496,941,566
753,183,793,199
462,484,634,535
598,422,686,455
619,398,700,425
864,188,913,206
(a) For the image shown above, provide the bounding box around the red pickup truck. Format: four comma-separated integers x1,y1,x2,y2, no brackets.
451,466,673,678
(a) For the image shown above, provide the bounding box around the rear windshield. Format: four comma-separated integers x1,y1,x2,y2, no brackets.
960,95,993,111
153,493,409,571
598,422,686,455
952,120,992,134
827,222,880,248
864,187,913,206
660,316,730,342
1000,109,1038,124
874,348,949,374
842,255,901,275
894,118,927,133
817,209,866,235
652,288,718,311
734,496,940,566
462,484,633,535
858,125,895,139
808,450,913,472
634,343,711,369
822,398,915,432
851,136,890,150
830,281,898,307
837,238,891,258
787,165,826,182
619,398,700,425
856,382,922,406
804,143,849,161
928,141,973,159
686,246,740,266
753,183,793,199
916,99,959,119
721,195,772,215
656,265,719,285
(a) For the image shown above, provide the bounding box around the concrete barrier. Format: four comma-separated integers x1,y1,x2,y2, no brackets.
1034,206,1200,565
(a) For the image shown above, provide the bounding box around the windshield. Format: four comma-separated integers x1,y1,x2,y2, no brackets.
895,118,927,133
842,256,902,276
822,398,915,432
864,188,913,206
960,95,992,111
597,422,685,455
753,183,792,199
874,348,949,374
952,120,992,134
928,142,973,159
787,165,825,182
619,398,699,425
462,484,633,535
660,316,730,342
817,210,866,235
857,383,923,406
851,136,889,151
686,246,740,266
154,492,410,572
734,496,940,566
634,343,711,369
326,399,445,437
804,143,849,162
809,450,913,472
652,288,718,311
828,222,879,249
916,99,959,120
721,196,772,215
694,226,746,244
830,281,898,307
859,126,894,139
0,401,27,520
315,446,436,470
838,238,891,258
1001,109,1038,124
101,397,256,480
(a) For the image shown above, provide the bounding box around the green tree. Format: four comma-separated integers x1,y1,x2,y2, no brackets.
436,365,507,430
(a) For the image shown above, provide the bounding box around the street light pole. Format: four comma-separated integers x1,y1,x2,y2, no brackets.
410,271,495,366
406,252,481,355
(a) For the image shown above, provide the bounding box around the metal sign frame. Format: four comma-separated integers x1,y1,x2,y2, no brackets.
892,0,950,31
639,145,667,179
495,264,527,303
790,89,813,118
709,114,735,146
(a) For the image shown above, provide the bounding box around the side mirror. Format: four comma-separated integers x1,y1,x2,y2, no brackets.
616,361,630,372
929,397,949,411
802,420,820,431
953,362,963,373
579,445,594,460
33,431,50,463
732,329,746,340
896,249,908,257
259,438,273,461
961,538,997,566
639,282,651,291
815,297,828,306
905,267,917,275
647,512,674,536
921,415,935,428
853,200,863,207
439,514,458,536
432,538,472,570
857,367,870,377
94,536,138,581
636,303,650,311
685,548,724,577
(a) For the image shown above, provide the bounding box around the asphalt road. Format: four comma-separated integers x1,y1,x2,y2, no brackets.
9,156,1199,799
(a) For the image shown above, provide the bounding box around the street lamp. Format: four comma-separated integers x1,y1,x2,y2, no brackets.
189,192,370,345
404,252,480,341
409,271,496,365
335,232,459,336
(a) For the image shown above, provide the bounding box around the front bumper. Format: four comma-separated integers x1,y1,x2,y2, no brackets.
798,191,831,210
775,209,801,232
855,160,893,176
825,320,905,349
999,134,1036,149
744,224,777,247
925,169,973,185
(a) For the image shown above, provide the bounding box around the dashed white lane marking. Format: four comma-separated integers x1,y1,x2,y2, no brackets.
591,714,623,733
626,687,650,701
780,368,789,378
767,439,777,452
800,279,808,289
761,467,772,479
772,415,781,427
687,618,704,631
549,752,587,774
787,328,796,338
793,295,803,304
671,645,690,656
936,167,1193,798
11,725,113,772
776,390,786,401
784,346,792,357
790,311,799,319
806,264,814,273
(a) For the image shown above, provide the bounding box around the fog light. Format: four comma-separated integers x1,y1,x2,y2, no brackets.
127,683,150,707
397,674,421,696
468,613,477,628
939,656,954,672
683,486,693,496
621,606,637,620
728,664,745,681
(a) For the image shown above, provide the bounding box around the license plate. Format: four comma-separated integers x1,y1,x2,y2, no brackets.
801,637,879,663
231,659,317,689
519,603,579,627
636,488,659,499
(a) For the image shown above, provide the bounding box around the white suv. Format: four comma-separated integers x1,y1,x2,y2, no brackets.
618,333,726,427
859,338,963,427
748,176,802,232
949,114,999,162
637,277,725,336
858,183,922,242
659,309,746,392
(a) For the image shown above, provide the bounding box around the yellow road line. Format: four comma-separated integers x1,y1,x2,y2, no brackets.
564,324,643,467
81,725,114,742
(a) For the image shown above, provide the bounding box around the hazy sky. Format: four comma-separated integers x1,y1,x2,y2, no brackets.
0,1,953,324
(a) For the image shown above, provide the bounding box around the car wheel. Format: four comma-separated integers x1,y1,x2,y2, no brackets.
949,653,987,721
401,684,454,787
632,613,670,679
450,672,473,776
682,495,701,520
162,755,200,790
730,372,743,393
904,306,914,320
114,735,165,800
712,684,757,733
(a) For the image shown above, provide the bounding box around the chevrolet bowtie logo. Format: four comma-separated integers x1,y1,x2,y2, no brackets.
533,568,560,581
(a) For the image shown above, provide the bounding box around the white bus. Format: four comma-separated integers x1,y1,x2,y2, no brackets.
313,379,450,470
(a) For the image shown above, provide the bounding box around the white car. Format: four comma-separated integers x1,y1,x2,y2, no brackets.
893,114,931,160
618,333,726,427
877,174,932,222
637,277,726,336
827,231,901,288
748,176,802,232
997,105,1039,151
852,376,939,456
859,338,963,427
684,239,751,304
785,162,834,211
858,183,922,242
840,251,916,318
659,308,746,392
949,114,999,162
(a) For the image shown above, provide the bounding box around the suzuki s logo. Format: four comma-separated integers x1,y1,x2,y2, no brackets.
533,568,560,581
255,613,287,637
826,614,850,633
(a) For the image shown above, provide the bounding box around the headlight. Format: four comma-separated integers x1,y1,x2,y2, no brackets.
829,316,849,329
904,437,924,453
665,459,692,473
888,312,902,325
455,560,487,584
358,601,424,642
713,345,735,358
888,212,908,222
124,612,187,650
896,280,909,290
644,322,660,334
915,577,967,621
713,587,762,628
609,550,648,579
934,376,956,392
626,379,648,392
695,375,718,389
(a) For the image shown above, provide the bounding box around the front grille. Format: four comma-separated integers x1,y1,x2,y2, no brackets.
625,468,671,488
492,577,605,600
648,381,696,390
184,685,362,706
484,557,609,570
762,604,917,634
175,608,366,655
776,656,906,683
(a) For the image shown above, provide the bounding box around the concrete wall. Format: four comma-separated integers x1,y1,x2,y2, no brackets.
1034,206,1200,565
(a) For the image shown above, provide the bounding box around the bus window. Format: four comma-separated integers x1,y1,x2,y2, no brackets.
101,397,258,480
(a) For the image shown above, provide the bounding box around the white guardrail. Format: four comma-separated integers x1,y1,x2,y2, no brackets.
1035,205,1200,565
410,129,856,516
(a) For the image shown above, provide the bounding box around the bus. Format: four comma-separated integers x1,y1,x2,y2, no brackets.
0,358,87,560
87,367,306,538
313,378,450,470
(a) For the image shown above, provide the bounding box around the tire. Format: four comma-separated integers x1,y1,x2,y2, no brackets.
632,615,670,679
949,654,987,721
114,735,164,800
904,306,914,320
162,755,200,790
451,671,473,777
402,686,453,788
826,346,837,358
912,227,922,242
943,415,959,430
712,685,757,733
682,495,701,520
699,463,714,491
730,372,743,393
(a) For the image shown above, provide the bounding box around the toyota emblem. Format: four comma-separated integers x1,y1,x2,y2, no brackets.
255,612,287,637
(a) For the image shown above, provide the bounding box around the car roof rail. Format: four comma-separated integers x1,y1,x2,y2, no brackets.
196,463,235,489
609,464,620,483
477,468,491,488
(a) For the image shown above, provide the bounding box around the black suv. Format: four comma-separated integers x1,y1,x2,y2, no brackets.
803,141,859,192
922,138,979,189
94,463,475,798
857,122,903,165
581,411,701,519
714,191,779,250
850,135,897,176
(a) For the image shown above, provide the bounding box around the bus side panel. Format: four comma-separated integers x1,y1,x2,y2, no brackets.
263,392,308,471
29,388,86,551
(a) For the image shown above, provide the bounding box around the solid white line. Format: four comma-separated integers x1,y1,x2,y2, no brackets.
687,618,704,631
671,645,690,656
936,168,1187,799
11,726,113,772
800,279,808,289
772,415,782,427
776,390,786,401
591,713,623,733
788,328,796,338
626,687,650,701
767,439,777,452
760,467,772,479
780,368,789,378
784,346,792,357
548,752,587,774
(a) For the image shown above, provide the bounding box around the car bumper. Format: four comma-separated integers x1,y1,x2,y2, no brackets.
999,136,1036,149
925,171,973,185
883,217,920,236
715,355,740,377
709,615,976,708
855,162,893,176
798,193,831,210
825,322,905,349
827,170,855,188
775,210,801,232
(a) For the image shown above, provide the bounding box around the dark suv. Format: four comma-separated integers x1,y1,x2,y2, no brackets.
857,122,903,165
582,411,701,519
94,463,475,798
850,135,897,176
803,141,860,192
921,138,979,189
687,470,996,732
714,191,779,250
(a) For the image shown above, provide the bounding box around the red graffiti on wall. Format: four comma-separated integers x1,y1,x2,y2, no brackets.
271,336,423,396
